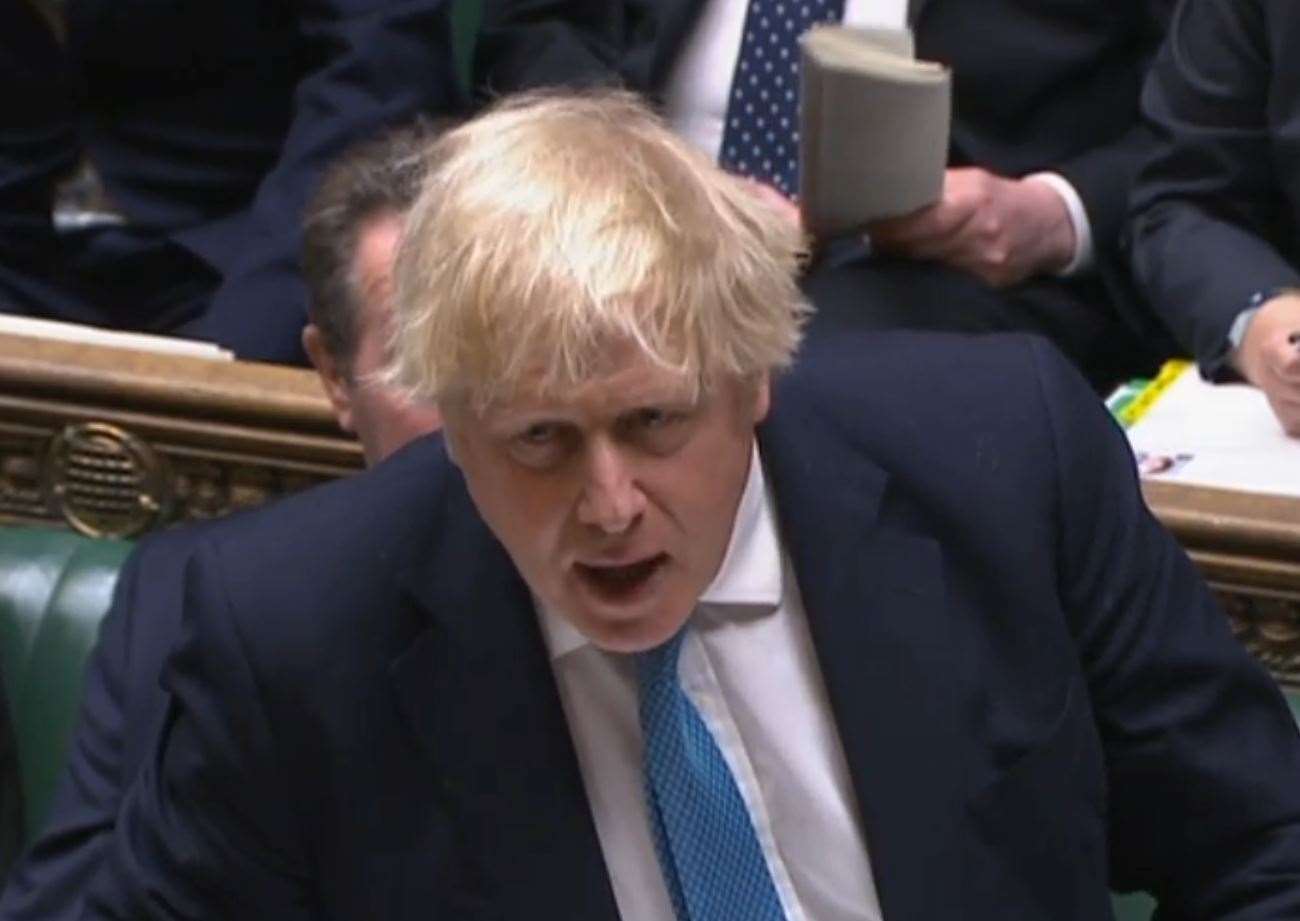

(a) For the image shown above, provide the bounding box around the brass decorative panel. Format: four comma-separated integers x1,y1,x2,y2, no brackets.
45,423,170,538
0,333,364,537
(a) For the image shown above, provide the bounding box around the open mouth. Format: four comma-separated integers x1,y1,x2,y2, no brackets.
574,554,669,602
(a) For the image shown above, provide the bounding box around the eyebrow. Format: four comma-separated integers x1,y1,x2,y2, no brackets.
487,387,699,426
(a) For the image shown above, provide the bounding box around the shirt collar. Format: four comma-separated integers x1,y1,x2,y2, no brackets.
538,443,782,661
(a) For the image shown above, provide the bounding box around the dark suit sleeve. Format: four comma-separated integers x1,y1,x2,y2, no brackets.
1035,1,1173,274
192,0,461,364
81,540,314,920
1027,337,1300,914
1128,0,1300,377
0,0,78,311
1050,123,1157,273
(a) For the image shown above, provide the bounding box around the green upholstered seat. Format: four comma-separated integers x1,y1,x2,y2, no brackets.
0,527,131,840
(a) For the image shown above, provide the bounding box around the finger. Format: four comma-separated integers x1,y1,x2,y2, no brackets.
868,207,939,245
1266,395,1300,437
892,223,974,262
1259,369,1300,418
1266,381,1300,411
1268,339,1300,382
930,207,1019,274
945,239,1028,289
1260,355,1300,393
871,202,978,253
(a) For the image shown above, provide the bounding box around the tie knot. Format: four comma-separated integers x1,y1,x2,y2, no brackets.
635,628,688,691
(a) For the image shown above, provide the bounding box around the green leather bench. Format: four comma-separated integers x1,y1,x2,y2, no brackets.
0,528,132,839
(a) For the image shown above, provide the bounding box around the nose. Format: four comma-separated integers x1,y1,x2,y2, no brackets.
576,439,646,535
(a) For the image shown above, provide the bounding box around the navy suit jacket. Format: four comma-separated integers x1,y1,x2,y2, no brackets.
5,0,460,363
72,333,1300,918
1128,0,1300,378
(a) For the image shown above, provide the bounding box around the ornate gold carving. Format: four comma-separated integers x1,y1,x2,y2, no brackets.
170,458,330,522
0,434,47,520
0,332,363,535
44,423,170,538
1220,590,1300,688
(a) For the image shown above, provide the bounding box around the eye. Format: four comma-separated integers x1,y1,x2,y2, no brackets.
622,406,692,453
632,407,681,430
516,422,561,445
507,421,574,469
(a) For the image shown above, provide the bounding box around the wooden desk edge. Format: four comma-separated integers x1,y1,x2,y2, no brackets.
1142,480,1300,574
0,333,340,432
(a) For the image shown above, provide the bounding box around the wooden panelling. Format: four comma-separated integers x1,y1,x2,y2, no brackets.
1143,481,1300,687
0,333,363,537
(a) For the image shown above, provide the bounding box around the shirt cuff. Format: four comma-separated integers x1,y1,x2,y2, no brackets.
1227,305,1261,353
1024,172,1093,277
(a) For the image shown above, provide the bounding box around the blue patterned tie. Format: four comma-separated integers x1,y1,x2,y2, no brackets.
636,627,787,921
719,0,846,197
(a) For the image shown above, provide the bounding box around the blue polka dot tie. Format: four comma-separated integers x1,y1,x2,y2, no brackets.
719,0,846,198
636,628,788,921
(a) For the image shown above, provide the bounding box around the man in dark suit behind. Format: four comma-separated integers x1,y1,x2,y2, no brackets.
0,124,443,921
80,90,1300,919
477,0,1178,386
0,0,460,364
1128,0,1300,436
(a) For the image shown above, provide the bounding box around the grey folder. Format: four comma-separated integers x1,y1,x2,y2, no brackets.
799,25,951,237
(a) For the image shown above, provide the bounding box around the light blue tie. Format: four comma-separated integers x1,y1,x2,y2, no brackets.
636,627,788,921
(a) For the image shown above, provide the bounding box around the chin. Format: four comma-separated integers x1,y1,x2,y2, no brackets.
574,604,693,654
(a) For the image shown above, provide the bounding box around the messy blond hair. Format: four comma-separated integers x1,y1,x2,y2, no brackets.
385,89,810,408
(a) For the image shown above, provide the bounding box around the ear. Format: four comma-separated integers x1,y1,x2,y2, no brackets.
436,400,463,468
303,324,356,434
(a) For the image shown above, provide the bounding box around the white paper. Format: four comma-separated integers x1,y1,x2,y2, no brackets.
1126,366,1300,497
0,314,233,361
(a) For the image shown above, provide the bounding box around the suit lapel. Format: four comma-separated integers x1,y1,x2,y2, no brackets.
390,478,617,920
758,392,973,919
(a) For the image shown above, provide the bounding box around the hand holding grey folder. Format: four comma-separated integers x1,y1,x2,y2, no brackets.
798,25,952,238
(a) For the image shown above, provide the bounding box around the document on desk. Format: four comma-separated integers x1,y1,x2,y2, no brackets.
0,314,233,360
1117,361,1300,498
798,25,951,237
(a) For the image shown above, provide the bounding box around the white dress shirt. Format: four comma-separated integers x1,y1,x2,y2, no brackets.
660,0,1093,273
539,446,884,921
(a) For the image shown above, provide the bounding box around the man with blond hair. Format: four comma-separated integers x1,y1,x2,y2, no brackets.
83,90,1300,920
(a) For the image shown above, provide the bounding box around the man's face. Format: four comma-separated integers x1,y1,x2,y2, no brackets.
306,214,442,465
443,345,770,653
